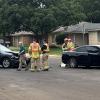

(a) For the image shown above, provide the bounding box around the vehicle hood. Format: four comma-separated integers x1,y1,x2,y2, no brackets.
7,51,19,56
2,51,19,57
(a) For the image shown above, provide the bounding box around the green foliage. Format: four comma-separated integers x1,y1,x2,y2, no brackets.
56,34,67,44
80,0,100,22
9,46,19,52
0,0,99,36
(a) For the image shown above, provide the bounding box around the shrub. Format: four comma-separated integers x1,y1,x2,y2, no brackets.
56,34,67,44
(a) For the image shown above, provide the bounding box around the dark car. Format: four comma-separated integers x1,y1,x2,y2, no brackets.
0,44,19,68
62,45,100,68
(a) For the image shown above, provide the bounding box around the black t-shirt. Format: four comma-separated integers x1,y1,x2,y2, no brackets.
41,44,47,53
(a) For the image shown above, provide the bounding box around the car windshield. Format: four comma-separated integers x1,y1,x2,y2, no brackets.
0,44,12,52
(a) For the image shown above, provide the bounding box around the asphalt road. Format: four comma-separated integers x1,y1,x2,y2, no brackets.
0,56,100,100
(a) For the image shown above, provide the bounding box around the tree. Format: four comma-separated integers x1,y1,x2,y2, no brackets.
79,0,100,22
0,0,99,38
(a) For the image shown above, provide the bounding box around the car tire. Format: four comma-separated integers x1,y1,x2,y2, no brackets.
2,58,11,68
68,58,78,68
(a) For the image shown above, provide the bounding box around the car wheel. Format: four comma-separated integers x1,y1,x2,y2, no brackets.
68,58,78,68
2,58,11,68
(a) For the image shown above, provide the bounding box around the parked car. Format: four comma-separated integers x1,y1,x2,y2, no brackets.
0,44,19,68
62,45,100,68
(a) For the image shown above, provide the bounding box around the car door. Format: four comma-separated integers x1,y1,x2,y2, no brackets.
76,46,89,66
86,46,100,66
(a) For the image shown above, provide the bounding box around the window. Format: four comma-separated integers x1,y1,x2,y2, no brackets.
86,46,99,53
76,47,87,52
98,32,100,42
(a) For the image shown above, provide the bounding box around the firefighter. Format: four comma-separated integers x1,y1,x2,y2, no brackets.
67,38,75,51
60,38,69,68
28,39,41,72
41,40,50,71
18,42,27,71
62,38,68,51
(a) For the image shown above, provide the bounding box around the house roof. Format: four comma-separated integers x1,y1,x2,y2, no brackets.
53,22,100,34
67,22,100,33
53,26,65,33
11,31,34,36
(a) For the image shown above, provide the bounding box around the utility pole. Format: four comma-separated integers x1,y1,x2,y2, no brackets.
82,23,85,45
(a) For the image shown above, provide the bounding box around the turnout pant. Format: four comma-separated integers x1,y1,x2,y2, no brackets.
42,53,49,70
30,57,40,71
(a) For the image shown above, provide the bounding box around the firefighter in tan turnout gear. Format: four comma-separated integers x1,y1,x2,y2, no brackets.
61,38,75,67
62,38,75,51
61,38,68,67
62,38,68,51
41,40,50,71
28,39,41,72
67,38,75,51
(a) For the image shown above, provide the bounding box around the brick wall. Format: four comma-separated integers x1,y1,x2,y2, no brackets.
23,36,33,45
69,33,89,46
12,35,34,46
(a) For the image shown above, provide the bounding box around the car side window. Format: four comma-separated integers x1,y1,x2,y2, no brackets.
76,47,87,52
86,46,99,53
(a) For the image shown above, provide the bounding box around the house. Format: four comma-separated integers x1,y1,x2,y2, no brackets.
53,22,100,46
9,22,100,47
11,31,34,46
88,29,100,45
48,32,58,45
11,31,55,47
51,26,66,45
67,22,100,46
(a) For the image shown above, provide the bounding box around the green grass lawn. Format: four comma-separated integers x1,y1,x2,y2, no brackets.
9,46,19,52
9,46,62,56
50,47,62,55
